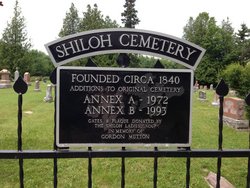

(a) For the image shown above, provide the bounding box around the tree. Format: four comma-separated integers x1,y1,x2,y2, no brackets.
121,0,140,28
23,50,54,76
79,4,118,31
236,24,250,64
236,23,250,42
0,0,31,75
183,12,237,84
78,4,119,67
221,63,250,120
59,3,80,37
217,18,238,67
58,4,119,66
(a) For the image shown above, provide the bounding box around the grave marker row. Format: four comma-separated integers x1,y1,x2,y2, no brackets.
0,68,31,88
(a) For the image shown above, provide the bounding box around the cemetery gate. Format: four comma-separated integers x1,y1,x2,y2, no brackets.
0,28,250,188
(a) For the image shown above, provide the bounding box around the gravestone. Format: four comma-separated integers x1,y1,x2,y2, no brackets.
205,172,235,188
23,72,31,86
194,80,199,92
198,91,207,101
209,84,213,90
228,90,237,97
34,79,41,92
211,92,219,106
0,69,12,88
43,84,53,102
14,67,19,82
223,97,249,130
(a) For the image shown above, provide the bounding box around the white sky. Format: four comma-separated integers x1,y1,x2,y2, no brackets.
0,0,250,53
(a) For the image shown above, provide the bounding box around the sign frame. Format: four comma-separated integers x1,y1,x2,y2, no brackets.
56,66,193,148
46,28,205,70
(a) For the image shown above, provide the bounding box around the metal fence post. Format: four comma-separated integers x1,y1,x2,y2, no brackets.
13,76,28,188
85,58,97,188
117,53,130,188
153,147,158,188
245,93,250,188
215,79,229,188
153,60,164,188
50,68,58,188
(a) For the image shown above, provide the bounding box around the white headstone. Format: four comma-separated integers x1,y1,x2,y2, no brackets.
194,81,199,92
14,67,19,82
210,84,213,90
44,84,53,102
212,92,219,106
34,80,41,92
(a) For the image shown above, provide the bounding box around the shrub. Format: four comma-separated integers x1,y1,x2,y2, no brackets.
221,63,244,94
221,62,250,120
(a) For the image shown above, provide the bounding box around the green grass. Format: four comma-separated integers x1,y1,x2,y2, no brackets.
0,83,249,187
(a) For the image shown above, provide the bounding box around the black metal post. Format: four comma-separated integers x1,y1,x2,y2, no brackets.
13,76,28,188
18,93,24,188
53,91,58,188
153,147,158,188
121,147,126,188
88,147,92,188
50,68,58,188
116,54,130,188
185,147,191,188
247,155,250,188
215,79,229,188
216,96,224,188
245,93,250,188
85,59,96,188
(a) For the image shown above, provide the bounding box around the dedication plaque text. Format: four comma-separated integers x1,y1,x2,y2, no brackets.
57,67,193,147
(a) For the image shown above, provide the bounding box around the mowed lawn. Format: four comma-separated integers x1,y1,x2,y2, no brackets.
0,82,249,188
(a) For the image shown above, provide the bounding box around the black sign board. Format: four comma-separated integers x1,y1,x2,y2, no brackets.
57,67,193,147
46,28,205,70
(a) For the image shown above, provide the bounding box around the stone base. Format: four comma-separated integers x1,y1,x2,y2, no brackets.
198,98,207,102
205,172,235,188
223,116,249,130
212,102,219,106
0,83,12,88
44,97,53,103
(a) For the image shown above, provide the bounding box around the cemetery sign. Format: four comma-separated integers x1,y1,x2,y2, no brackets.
57,67,193,147
46,28,205,70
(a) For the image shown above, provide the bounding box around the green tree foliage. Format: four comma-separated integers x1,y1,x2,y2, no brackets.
121,0,140,28
221,63,250,119
221,63,245,95
85,4,118,66
0,0,31,75
236,23,250,42
23,50,54,76
79,4,119,31
58,3,82,66
120,0,140,67
79,4,119,66
236,24,250,64
59,3,80,37
58,3,119,67
131,56,185,69
183,12,237,84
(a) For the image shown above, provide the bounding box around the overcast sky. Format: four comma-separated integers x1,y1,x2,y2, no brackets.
1,0,250,53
